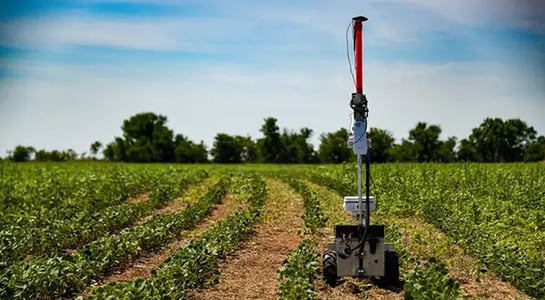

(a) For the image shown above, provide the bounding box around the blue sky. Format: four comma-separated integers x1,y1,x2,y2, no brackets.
1,0,544,156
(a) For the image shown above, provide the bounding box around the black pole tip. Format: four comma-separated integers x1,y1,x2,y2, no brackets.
352,16,368,22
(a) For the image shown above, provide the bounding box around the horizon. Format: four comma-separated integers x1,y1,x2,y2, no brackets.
1,0,544,155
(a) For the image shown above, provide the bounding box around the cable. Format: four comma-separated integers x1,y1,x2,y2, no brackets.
346,21,356,89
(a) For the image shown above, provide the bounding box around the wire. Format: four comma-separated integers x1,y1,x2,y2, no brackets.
345,21,356,89
348,113,354,131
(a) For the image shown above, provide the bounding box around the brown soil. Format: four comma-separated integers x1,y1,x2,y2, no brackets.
100,194,246,285
188,179,304,300
125,192,150,204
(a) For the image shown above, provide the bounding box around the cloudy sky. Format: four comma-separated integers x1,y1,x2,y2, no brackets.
1,0,544,156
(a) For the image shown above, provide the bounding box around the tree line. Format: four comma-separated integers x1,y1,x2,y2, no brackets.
5,112,545,163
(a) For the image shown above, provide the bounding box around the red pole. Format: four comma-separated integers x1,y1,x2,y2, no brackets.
352,16,368,94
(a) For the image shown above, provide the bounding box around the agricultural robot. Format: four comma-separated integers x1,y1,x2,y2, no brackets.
322,16,400,287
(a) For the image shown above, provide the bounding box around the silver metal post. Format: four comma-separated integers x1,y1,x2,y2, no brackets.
357,154,363,227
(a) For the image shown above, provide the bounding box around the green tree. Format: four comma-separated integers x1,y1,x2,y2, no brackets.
258,117,283,163
236,136,258,162
408,122,442,162
173,134,208,163
103,137,129,161
457,138,478,162
279,128,316,163
64,149,78,160
210,133,243,163
11,146,34,162
468,118,536,162
436,137,457,162
390,139,418,162
104,112,175,162
90,141,102,158
368,128,395,162
318,128,353,163
524,135,545,162
33,149,77,161
34,149,49,161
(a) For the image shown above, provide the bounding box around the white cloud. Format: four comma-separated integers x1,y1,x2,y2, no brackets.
1,0,544,156
0,1,443,54
1,56,544,155
0,12,250,52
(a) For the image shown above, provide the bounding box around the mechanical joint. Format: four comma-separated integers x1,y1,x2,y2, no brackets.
350,93,369,121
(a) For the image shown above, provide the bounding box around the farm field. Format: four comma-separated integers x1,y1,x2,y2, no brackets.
0,162,544,299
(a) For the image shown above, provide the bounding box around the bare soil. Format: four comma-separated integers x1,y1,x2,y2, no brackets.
188,179,304,300
125,192,150,204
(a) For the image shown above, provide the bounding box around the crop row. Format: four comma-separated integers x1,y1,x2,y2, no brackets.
88,173,267,299
0,168,208,265
0,175,229,299
277,178,326,299
0,164,161,222
307,164,544,298
279,177,327,234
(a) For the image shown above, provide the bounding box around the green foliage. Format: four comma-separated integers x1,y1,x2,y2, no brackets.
308,163,545,298
0,165,206,265
436,137,457,162
0,173,224,299
404,259,460,300
390,139,419,162
368,128,395,162
524,135,545,162
10,145,34,162
89,173,267,299
34,148,78,161
280,178,326,234
279,128,317,163
174,134,208,163
259,117,283,163
89,141,102,157
318,128,353,163
211,133,244,163
466,117,537,162
278,239,320,300
103,112,174,162
457,138,478,161
408,122,442,162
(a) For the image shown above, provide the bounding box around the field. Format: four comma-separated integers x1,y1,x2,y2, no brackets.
0,162,544,299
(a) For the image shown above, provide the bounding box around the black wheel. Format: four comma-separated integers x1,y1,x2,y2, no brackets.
383,250,400,285
322,250,338,287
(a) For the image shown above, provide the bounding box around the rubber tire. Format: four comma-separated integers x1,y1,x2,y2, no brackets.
322,251,338,287
383,250,400,285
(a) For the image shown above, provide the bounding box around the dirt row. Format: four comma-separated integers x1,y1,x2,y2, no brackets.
83,178,306,299
189,179,305,299
81,178,222,296
88,177,528,299
102,194,247,285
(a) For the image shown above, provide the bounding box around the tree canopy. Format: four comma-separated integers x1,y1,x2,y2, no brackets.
6,113,545,163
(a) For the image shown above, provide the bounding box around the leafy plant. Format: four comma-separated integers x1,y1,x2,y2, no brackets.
404,259,460,300
278,239,320,300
